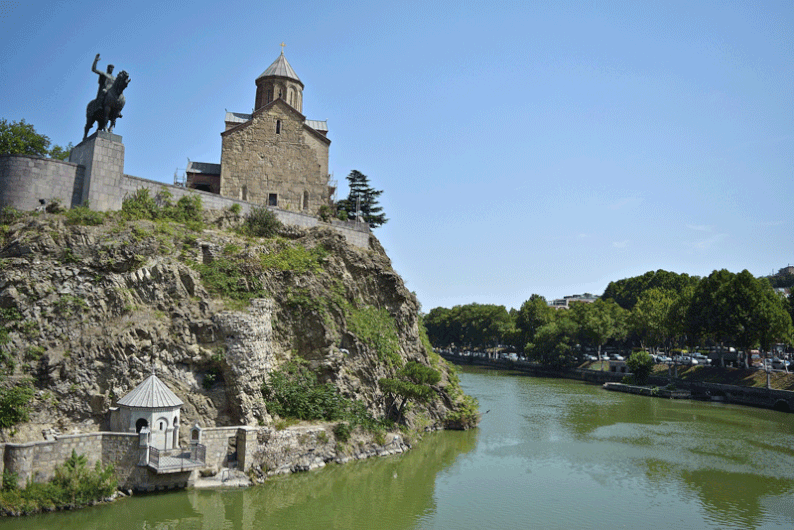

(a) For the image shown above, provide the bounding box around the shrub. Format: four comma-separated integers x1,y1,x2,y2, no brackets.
262,359,347,421
241,206,282,238
333,422,352,442
0,450,117,514
262,359,383,431
318,204,333,222
626,350,654,385
0,206,22,226
193,256,265,303
229,203,242,215
65,205,104,226
0,381,34,429
121,188,204,230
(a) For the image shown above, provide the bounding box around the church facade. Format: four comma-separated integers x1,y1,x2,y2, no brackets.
186,51,333,213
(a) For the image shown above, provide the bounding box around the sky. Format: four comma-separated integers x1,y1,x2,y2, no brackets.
2,0,792,311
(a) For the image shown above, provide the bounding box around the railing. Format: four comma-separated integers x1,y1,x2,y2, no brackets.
147,444,206,473
190,443,206,463
149,445,161,468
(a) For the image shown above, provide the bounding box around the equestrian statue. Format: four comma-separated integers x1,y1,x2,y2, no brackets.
84,54,130,140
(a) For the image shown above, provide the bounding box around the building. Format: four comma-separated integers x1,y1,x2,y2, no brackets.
109,371,183,451
548,293,599,310
186,50,334,214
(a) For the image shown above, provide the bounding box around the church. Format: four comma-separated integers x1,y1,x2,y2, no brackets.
186,49,334,214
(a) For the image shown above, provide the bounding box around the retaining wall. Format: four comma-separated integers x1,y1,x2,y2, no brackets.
0,146,370,249
0,432,140,489
0,154,83,210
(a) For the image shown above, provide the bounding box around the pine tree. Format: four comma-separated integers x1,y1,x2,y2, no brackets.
338,170,388,228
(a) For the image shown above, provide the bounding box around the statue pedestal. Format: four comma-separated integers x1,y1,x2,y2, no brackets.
69,131,125,210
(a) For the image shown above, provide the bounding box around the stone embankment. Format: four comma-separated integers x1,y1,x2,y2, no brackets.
441,352,794,413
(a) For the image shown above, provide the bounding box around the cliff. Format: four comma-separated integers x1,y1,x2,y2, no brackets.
0,207,476,443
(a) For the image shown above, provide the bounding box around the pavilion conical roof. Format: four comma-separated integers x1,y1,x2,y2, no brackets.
116,373,183,409
257,51,301,83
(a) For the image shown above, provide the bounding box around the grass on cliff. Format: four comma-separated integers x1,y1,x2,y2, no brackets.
0,450,117,516
347,307,402,367
120,188,204,230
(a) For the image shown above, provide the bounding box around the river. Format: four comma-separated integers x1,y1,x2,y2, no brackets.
3,366,794,529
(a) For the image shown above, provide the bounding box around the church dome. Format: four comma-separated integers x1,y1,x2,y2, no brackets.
255,50,304,112
257,51,302,86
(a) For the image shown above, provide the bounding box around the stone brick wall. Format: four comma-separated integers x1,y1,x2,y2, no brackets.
0,154,83,210
69,131,125,210
220,101,331,214
0,432,139,488
0,150,369,248
197,426,241,470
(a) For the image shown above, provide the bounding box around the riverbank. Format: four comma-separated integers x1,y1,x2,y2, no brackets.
440,352,794,413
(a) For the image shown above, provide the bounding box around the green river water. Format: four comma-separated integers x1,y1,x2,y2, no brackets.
3,366,794,529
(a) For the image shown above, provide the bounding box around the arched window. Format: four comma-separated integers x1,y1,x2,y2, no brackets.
303,191,309,210
135,418,148,433
276,120,281,134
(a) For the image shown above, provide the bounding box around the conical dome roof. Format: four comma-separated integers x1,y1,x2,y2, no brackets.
116,374,183,409
257,51,301,83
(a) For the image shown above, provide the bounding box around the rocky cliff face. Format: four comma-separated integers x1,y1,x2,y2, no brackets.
0,210,473,443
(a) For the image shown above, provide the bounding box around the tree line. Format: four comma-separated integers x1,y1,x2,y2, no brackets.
424,269,794,368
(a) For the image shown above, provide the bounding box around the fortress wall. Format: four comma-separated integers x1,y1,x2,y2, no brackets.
0,146,370,248
0,432,140,488
0,154,83,210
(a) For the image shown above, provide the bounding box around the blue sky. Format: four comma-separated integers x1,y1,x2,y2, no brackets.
2,1,792,311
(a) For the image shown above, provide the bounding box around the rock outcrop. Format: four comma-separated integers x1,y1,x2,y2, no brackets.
0,210,474,443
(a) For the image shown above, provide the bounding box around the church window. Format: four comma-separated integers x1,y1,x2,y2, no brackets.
241,185,248,201
159,421,164,430
276,120,281,134
303,191,309,210
268,193,278,206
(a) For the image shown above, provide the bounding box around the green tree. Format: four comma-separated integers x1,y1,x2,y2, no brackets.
602,269,699,311
626,350,654,385
337,170,388,228
0,118,71,159
515,294,553,353
629,288,675,354
525,311,579,369
571,299,628,360
379,361,441,424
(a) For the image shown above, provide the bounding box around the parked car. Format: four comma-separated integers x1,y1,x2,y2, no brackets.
692,353,711,366
656,355,671,364
609,354,624,361
772,358,790,370
583,354,598,362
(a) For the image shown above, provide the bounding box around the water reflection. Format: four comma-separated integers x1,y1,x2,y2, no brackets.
459,367,794,529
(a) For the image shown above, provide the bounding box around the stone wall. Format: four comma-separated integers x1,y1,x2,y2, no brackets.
0,432,140,489
0,154,370,248
197,426,241,470
0,154,83,210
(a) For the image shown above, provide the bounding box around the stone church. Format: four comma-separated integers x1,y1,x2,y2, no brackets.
186,50,333,213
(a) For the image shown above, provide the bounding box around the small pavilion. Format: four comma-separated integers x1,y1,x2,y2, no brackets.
110,369,183,450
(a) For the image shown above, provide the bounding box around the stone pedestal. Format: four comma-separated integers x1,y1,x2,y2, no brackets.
69,130,125,210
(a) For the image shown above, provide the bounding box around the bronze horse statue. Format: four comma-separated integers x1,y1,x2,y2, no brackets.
84,70,130,139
